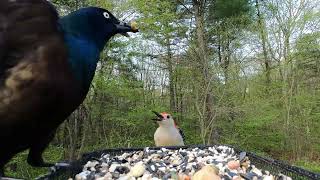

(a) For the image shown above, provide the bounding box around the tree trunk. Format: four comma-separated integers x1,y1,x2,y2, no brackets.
255,0,271,89
193,0,216,144
166,36,177,113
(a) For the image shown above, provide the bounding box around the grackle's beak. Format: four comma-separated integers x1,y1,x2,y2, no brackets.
152,111,163,121
116,21,139,37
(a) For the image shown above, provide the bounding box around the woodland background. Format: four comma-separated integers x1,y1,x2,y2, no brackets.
6,0,320,178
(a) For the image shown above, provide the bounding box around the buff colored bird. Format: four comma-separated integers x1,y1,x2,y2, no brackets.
152,111,185,146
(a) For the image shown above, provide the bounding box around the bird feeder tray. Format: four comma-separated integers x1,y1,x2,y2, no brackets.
36,145,320,180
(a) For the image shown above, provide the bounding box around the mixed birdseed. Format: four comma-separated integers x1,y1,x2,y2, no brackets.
73,146,292,180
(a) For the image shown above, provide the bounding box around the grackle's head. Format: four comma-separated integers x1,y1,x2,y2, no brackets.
60,7,138,49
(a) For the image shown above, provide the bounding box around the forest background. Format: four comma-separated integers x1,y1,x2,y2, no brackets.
5,0,320,178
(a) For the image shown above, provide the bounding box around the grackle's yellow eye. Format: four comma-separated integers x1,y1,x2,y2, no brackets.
103,12,110,19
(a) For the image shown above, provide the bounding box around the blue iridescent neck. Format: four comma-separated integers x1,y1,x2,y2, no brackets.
62,34,100,91
58,9,113,91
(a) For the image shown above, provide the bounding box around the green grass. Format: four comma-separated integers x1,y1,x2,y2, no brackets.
5,146,64,179
295,161,320,174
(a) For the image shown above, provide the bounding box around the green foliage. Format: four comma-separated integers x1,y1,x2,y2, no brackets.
209,0,253,20
51,0,89,11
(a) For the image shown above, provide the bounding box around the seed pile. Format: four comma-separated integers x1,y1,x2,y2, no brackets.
74,146,292,180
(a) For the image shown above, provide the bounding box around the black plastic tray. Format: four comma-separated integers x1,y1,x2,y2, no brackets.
36,145,320,180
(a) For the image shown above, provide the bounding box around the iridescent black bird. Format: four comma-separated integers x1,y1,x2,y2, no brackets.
0,0,138,177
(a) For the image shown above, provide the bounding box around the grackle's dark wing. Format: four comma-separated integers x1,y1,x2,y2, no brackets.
0,0,72,125
0,0,61,78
